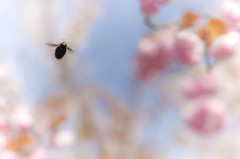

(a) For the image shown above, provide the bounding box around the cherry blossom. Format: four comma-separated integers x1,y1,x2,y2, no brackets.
182,74,219,99
208,31,240,61
52,130,75,148
11,106,33,130
0,133,8,149
136,29,174,81
221,1,240,24
29,148,46,159
0,150,20,159
0,64,9,82
175,30,204,65
183,98,226,135
139,0,170,16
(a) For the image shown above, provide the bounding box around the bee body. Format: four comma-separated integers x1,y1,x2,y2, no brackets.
55,43,67,59
46,42,73,59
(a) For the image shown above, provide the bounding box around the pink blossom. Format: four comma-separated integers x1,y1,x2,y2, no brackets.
0,133,8,149
182,74,219,99
208,31,240,61
183,98,226,135
33,122,49,136
52,130,75,148
0,96,7,108
0,150,20,159
136,29,174,81
156,0,170,4
0,114,9,135
0,64,9,82
175,30,204,65
221,1,240,24
139,0,159,16
29,148,46,159
11,106,33,130
139,0,170,16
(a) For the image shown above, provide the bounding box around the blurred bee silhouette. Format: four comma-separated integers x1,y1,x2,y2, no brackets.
46,42,73,59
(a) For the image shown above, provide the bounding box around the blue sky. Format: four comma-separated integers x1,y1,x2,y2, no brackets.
0,0,225,158
0,0,222,101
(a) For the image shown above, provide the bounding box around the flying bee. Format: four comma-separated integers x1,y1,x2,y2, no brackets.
45,42,73,59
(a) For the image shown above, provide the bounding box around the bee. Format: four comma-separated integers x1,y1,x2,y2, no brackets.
45,42,73,59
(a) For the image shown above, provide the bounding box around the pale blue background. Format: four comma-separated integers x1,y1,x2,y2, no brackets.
0,0,223,158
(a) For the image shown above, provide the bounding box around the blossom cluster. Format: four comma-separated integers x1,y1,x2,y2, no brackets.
136,0,240,136
0,67,75,158
139,0,170,16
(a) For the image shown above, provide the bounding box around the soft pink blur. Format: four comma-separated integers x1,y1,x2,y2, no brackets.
183,98,226,135
208,31,240,61
139,0,170,16
182,74,219,99
221,1,240,24
136,29,175,81
175,30,204,65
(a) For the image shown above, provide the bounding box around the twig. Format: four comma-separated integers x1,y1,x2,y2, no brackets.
144,15,180,29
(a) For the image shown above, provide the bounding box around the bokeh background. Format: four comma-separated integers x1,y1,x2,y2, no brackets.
0,0,239,158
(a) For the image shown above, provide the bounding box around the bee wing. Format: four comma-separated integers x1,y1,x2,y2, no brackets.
45,43,58,47
67,47,74,52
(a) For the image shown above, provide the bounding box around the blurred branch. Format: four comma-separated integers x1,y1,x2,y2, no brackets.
144,15,180,29
144,12,234,30
144,16,159,29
